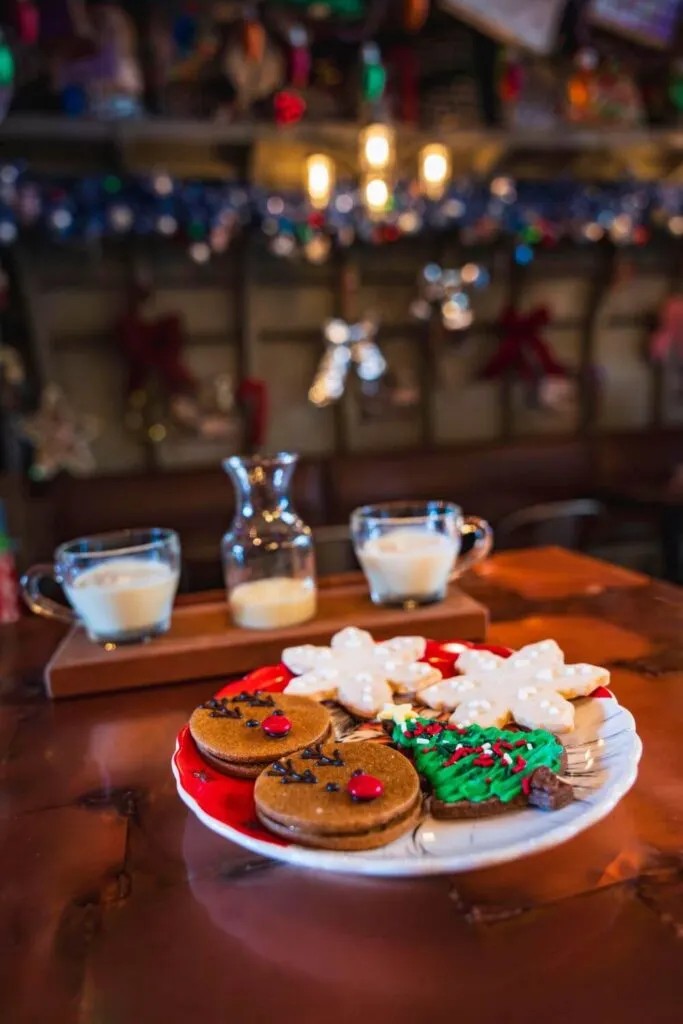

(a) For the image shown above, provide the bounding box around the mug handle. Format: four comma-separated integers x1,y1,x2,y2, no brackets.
450,516,494,580
20,565,76,625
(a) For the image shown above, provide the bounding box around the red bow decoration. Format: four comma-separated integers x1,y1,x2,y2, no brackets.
480,306,566,382
237,378,268,450
12,0,40,44
650,296,683,362
115,291,195,399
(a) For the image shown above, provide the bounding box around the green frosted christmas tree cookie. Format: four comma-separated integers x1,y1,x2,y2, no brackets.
392,716,574,818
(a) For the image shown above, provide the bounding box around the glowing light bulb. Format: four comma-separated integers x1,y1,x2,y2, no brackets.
363,176,389,216
305,153,335,210
360,124,395,172
419,144,451,199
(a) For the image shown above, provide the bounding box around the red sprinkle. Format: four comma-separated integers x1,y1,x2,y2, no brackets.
511,755,528,774
521,776,532,796
425,723,444,735
499,741,514,751
473,755,495,767
261,714,292,738
444,748,474,767
411,723,425,736
514,739,528,748
485,777,492,784
347,773,384,802
446,724,465,733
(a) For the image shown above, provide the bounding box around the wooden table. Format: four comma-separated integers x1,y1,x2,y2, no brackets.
2,547,681,1024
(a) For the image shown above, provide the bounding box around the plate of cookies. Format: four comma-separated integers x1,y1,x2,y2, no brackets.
173,628,642,876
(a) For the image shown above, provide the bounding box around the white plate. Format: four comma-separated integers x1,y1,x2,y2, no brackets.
173,692,641,877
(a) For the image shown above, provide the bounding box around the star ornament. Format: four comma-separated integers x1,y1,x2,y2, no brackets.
21,384,98,480
418,640,610,733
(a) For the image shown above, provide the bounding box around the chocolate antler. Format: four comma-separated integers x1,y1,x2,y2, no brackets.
231,691,276,708
302,742,345,767
267,759,318,785
200,698,243,720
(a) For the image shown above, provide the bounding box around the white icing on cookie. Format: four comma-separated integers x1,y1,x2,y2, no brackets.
376,635,427,663
283,667,341,701
337,671,393,719
456,648,507,679
331,626,375,652
534,663,610,699
281,644,334,675
449,696,511,729
506,639,564,675
385,661,442,694
418,675,482,710
510,691,575,733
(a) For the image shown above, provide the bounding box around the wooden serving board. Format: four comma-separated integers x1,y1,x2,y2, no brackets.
45,575,488,699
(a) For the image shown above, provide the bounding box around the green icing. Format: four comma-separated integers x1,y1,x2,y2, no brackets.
392,718,563,805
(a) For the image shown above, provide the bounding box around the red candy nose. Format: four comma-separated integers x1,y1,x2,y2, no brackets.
347,773,384,801
261,714,292,737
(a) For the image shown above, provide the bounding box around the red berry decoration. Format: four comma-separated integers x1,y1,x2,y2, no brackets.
347,773,384,802
261,714,292,738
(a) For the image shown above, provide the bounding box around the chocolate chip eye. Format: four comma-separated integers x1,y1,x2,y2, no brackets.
272,709,285,716
246,719,259,727
325,782,340,792
352,768,364,777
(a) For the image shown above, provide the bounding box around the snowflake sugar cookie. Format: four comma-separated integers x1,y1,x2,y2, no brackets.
282,628,430,718
418,639,609,734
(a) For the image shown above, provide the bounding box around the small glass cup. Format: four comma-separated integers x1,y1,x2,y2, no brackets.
20,528,181,644
350,500,493,608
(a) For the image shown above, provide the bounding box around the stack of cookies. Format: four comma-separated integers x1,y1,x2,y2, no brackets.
189,687,422,851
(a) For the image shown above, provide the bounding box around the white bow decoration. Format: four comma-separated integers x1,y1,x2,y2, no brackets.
309,317,387,407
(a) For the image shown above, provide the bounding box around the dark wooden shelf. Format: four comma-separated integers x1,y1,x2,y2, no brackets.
4,114,683,151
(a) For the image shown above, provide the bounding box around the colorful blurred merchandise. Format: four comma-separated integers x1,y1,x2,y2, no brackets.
499,51,561,130
0,29,14,124
269,0,369,15
588,0,681,50
0,502,19,625
440,0,566,55
566,50,645,127
55,3,143,118
154,5,287,119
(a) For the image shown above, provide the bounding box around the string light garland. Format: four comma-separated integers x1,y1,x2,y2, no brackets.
0,166,679,262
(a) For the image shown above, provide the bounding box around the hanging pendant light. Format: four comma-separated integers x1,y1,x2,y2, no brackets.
305,154,335,210
419,143,451,200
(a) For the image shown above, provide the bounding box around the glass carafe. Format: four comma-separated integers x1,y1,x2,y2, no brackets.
221,453,317,630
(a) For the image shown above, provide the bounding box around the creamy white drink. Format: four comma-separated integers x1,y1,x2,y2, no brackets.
357,528,458,603
229,577,317,629
64,558,179,640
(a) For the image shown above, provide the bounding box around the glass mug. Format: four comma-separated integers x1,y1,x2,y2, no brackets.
350,501,493,608
20,528,181,644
